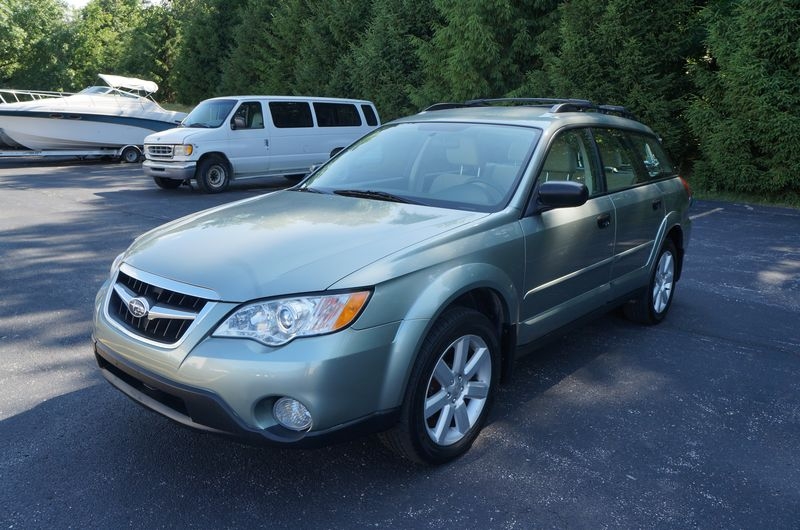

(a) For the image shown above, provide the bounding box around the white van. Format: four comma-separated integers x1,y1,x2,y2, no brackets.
142,95,380,193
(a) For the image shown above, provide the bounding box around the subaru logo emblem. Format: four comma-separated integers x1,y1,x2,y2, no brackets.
128,297,150,319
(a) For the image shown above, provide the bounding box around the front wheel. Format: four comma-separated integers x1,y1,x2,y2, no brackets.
380,307,500,464
196,155,230,193
624,239,678,324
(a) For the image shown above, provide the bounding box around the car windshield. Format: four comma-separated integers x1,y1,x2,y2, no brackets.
181,99,237,128
301,122,540,212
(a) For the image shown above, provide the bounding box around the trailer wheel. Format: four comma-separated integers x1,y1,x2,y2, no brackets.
120,146,141,163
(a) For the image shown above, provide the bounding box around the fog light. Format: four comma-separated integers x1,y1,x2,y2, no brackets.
273,397,312,431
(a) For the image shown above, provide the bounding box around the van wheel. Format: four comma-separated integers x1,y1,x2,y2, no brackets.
196,155,230,193
624,239,677,324
380,307,499,464
152,176,182,190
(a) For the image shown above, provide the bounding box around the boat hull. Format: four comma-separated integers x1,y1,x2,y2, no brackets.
0,110,182,149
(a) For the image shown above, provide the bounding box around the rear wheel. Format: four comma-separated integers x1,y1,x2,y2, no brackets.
152,176,182,190
624,239,678,324
380,307,499,464
196,155,230,193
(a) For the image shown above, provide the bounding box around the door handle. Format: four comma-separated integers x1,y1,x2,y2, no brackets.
596,213,612,229
652,199,662,210
264,139,269,148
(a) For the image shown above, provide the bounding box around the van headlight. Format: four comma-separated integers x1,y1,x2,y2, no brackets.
173,144,193,156
213,291,370,346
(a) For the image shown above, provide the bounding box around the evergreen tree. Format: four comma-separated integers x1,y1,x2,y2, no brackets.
173,0,245,104
687,0,800,198
218,0,276,95
345,0,436,120
412,0,556,108
526,0,703,166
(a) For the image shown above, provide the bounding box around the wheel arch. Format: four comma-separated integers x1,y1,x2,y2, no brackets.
195,151,232,177
376,265,520,411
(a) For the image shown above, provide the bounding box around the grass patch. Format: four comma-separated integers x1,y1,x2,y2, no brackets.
692,188,800,210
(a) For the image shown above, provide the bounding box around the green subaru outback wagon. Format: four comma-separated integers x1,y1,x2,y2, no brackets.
93,99,692,464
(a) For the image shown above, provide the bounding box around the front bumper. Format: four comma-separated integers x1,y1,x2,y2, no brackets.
143,159,196,180
94,340,400,446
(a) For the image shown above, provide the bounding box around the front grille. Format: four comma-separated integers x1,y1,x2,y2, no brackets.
146,144,173,158
108,271,208,344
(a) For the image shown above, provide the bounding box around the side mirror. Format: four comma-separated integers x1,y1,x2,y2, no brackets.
534,180,589,212
231,116,246,130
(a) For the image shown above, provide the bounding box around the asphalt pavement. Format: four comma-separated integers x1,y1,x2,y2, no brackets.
1,159,798,528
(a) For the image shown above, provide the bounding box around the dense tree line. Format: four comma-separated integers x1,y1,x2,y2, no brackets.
1,0,798,200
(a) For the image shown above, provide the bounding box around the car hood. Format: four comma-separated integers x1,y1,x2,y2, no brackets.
124,190,487,301
144,127,206,144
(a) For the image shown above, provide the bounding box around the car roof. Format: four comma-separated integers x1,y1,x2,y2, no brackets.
394,101,655,136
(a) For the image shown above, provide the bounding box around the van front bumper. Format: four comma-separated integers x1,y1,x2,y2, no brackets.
143,159,196,180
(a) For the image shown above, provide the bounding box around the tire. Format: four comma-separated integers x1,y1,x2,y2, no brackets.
624,239,678,324
196,155,230,193
152,176,182,190
120,146,141,163
380,307,500,464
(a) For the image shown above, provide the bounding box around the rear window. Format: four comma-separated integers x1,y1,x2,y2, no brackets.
361,104,378,126
269,102,313,128
313,102,362,127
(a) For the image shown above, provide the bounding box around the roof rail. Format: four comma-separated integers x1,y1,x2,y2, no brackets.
423,97,638,120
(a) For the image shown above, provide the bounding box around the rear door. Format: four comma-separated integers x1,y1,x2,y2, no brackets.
518,128,615,343
592,128,669,296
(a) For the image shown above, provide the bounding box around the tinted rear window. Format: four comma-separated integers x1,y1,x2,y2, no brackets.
269,102,313,128
361,104,378,126
313,102,362,127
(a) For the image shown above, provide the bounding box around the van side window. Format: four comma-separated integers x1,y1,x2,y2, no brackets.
231,102,264,130
313,102,362,127
361,104,378,126
269,102,313,128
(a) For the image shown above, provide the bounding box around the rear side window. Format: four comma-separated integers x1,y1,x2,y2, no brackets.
627,134,675,179
593,128,648,192
361,104,378,126
269,102,313,128
313,102,362,127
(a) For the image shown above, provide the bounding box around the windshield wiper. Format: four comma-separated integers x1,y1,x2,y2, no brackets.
333,189,421,205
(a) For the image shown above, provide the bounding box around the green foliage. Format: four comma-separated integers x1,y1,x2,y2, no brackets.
344,0,436,120
522,0,702,166
412,0,557,108
687,0,800,199
2,0,799,204
0,0,72,89
173,0,245,104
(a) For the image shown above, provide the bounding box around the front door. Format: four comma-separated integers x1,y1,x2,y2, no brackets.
518,128,616,344
227,101,270,177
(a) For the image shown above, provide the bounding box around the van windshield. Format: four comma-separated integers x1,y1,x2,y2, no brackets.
181,99,237,128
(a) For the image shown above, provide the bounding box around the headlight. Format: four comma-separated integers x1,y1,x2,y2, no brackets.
173,144,193,156
213,291,370,346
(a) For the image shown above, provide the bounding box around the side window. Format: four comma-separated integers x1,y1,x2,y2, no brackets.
313,102,362,127
592,128,649,192
269,102,313,128
230,102,264,130
628,133,676,180
539,129,598,196
361,104,378,126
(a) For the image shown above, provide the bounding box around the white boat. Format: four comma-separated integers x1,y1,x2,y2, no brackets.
0,74,186,150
